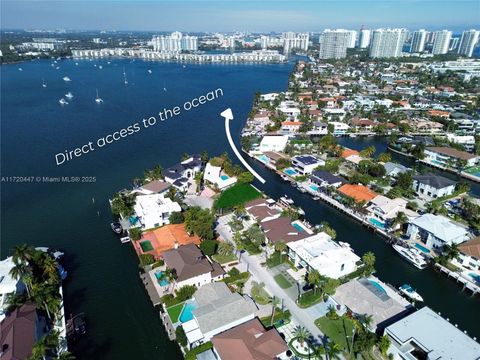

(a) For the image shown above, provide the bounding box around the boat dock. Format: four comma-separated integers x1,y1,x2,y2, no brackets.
140,271,162,306
434,263,480,295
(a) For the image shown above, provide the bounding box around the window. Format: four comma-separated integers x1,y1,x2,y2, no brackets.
340,264,345,272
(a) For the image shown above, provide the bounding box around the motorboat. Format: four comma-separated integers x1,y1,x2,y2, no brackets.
42,79,47,88
63,76,71,82
95,89,103,103
98,65,103,69
67,313,87,337
392,244,428,269
399,284,423,302
280,174,289,181
148,69,152,74
123,67,128,85
59,98,69,105
65,92,73,99
110,222,123,234
18,68,23,71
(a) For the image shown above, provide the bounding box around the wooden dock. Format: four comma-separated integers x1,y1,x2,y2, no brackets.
434,263,479,296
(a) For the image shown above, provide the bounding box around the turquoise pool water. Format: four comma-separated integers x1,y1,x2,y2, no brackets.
368,280,387,294
258,155,270,163
292,223,304,232
220,175,229,180
415,243,430,254
284,168,297,176
309,184,319,192
369,218,386,230
469,273,480,283
179,301,197,323
154,271,169,287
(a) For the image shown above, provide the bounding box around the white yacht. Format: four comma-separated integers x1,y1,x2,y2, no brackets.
65,92,73,99
63,76,71,82
59,98,69,105
392,244,428,269
42,79,47,88
148,69,152,74
95,89,103,103
399,284,424,302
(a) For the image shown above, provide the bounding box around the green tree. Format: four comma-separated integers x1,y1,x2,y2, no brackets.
325,341,342,360
269,296,281,326
362,252,376,276
377,152,391,163
184,207,215,240
175,325,188,346
175,285,197,302
274,242,287,262
199,240,218,256
443,243,459,260
391,212,408,229
129,227,142,241
168,211,184,224
307,269,323,295
320,222,337,239
293,325,311,346
144,164,164,180
237,171,254,184
12,244,34,265
200,150,209,164
360,145,376,158
53,352,76,360
378,335,391,356
217,242,234,256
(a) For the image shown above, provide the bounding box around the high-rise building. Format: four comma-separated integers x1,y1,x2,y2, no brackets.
346,30,357,48
358,29,371,48
458,29,480,57
449,37,460,51
152,32,198,52
318,29,351,59
432,30,452,55
410,29,428,53
282,32,309,53
369,28,407,58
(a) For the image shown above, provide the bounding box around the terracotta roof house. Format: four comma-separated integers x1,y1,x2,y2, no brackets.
453,237,480,272
260,217,309,244
428,109,450,118
341,149,360,158
212,318,288,360
162,244,225,290
338,184,377,203
0,304,39,360
134,223,201,259
245,199,281,223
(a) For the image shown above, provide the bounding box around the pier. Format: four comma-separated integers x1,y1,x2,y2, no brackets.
434,263,480,295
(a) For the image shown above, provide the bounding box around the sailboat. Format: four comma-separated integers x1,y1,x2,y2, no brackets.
163,81,167,92
95,89,103,103
42,79,47,88
123,67,128,85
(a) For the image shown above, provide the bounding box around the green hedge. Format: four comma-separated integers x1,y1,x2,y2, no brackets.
184,342,213,360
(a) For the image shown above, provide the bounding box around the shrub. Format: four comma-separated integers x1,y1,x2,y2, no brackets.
228,267,240,277
169,211,184,224
199,240,218,256
139,254,155,266
175,285,197,302
129,227,142,241
176,326,187,346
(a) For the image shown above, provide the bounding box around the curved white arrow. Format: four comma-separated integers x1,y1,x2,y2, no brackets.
221,108,266,184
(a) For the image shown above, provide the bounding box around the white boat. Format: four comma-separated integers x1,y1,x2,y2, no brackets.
65,92,73,99
399,284,423,302
18,67,23,71
75,62,79,66
56,66,60,70
392,244,428,269
123,67,128,85
95,89,103,103
59,98,69,105
107,61,111,64
63,76,71,82
147,69,152,74
42,79,47,88
99,65,103,69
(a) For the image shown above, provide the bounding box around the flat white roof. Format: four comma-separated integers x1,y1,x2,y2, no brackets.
0,257,18,294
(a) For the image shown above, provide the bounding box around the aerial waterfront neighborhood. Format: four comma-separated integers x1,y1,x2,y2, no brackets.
2,1,480,359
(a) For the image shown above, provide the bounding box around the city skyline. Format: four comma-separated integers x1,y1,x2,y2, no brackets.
1,1,478,32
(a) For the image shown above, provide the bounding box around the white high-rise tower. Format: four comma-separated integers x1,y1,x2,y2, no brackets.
369,29,407,58
319,29,353,59
410,29,428,53
432,30,452,55
458,29,480,57
359,29,371,48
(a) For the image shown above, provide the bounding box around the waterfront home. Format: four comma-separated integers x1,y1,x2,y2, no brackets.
260,217,311,244
412,173,456,198
406,213,470,250
203,163,237,190
260,93,279,102
258,151,286,169
259,136,289,152
328,121,349,135
244,199,281,223
424,147,479,167
407,119,444,134
135,180,171,195
162,244,225,290
0,303,40,360
278,101,301,120
280,121,302,134
164,155,203,192
307,121,328,135
134,223,201,259
428,109,450,118
291,154,325,175
133,193,182,229
211,318,288,360
383,307,480,360
350,118,376,133
182,282,258,348
453,237,480,272
338,184,377,204
383,162,410,178
331,277,411,333
446,134,476,152
308,170,345,188
0,257,25,322
287,232,360,279
366,195,417,228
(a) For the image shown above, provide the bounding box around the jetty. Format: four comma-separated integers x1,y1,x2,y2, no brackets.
434,263,480,295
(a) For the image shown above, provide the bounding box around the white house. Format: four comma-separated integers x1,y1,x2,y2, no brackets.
259,135,289,152
424,147,479,167
287,232,360,279
0,257,24,322
383,162,410,177
133,194,182,229
281,121,302,134
446,134,476,152
412,174,456,198
182,282,258,348
307,121,328,135
328,121,349,135
291,154,325,175
203,163,237,190
278,100,301,120
406,213,470,250
260,93,279,102
454,237,480,272
366,195,417,228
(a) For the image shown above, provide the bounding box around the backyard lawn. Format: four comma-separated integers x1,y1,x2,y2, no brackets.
211,253,237,264
274,274,292,289
140,240,154,252
214,184,261,210
166,302,184,323
315,316,355,350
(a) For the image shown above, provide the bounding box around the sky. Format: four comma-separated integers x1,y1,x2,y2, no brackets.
1,1,479,32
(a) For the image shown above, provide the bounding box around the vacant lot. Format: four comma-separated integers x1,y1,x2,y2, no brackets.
214,184,261,209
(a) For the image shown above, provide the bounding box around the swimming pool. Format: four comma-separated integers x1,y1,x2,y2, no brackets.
179,301,197,323
258,155,270,163
154,271,169,287
414,243,430,254
469,273,480,284
369,218,386,230
309,184,319,192
368,280,387,294
292,223,304,232
220,175,229,180
284,168,298,176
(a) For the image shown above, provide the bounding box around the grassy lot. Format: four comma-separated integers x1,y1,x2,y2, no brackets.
214,184,261,210
211,253,238,264
274,273,292,289
315,316,355,350
166,302,184,323
139,240,154,252
298,290,322,308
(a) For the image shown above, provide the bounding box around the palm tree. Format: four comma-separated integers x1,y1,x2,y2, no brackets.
274,242,287,262
307,269,322,295
31,283,60,320
293,325,311,347
269,296,280,326
29,337,48,360
325,341,342,360
392,211,408,229
5,293,27,312
9,262,31,282
362,252,376,276
42,256,59,284
359,313,373,331
217,242,233,257
312,344,325,360
12,244,34,265
443,243,460,260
